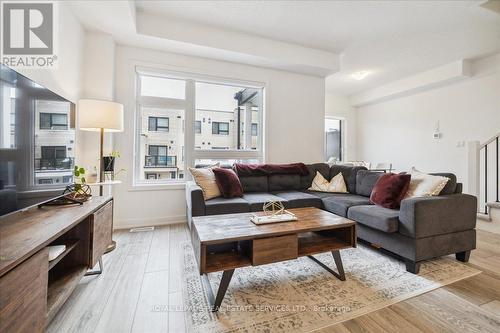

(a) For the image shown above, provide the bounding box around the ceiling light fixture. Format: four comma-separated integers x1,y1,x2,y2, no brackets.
351,71,371,80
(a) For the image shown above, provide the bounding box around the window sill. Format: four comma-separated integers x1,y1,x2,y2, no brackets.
129,182,186,192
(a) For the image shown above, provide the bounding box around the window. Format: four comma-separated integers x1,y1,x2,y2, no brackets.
140,75,185,99
195,82,263,151
325,118,343,162
40,113,68,130
148,116,169,132
146,145,169,167
212,122,229,135
135,68,264,185
41,146,66,159
251,123,258,136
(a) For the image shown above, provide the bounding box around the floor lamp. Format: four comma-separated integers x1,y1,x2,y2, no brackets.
78,99,124,253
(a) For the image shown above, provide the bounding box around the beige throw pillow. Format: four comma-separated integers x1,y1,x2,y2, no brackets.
308,171,348,193
404,167,449,198
188,165,221,200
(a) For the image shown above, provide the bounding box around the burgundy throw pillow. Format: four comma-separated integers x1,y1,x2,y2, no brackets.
370,173,411,209
213,168,244,198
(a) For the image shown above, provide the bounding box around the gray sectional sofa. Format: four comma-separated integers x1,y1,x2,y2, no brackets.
186,163,477,274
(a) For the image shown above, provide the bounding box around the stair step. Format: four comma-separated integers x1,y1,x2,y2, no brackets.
477,213,492,222
486,202,500,209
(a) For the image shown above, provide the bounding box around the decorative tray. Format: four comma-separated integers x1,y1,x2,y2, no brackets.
250,211,298,225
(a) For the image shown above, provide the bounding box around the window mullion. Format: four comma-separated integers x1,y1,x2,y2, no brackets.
184,79,195,176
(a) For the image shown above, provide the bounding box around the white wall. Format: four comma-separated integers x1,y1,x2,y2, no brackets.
16,3,85,103
113,45,325,228
325,93,357,161
356,54,500,192
77,32,116,172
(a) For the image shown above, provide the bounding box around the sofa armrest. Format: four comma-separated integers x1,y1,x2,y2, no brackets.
186,181,205,229
399,194,477,238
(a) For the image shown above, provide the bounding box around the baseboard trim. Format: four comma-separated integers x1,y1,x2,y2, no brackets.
114,215,187,230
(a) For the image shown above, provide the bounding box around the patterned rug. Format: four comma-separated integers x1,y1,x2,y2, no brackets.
181,242,480,333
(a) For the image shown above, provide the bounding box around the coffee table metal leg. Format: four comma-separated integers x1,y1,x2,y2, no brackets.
307,250,346,281
201,269,235,312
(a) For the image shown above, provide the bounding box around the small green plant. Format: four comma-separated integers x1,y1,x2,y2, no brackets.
110,150,120,158
74,165,86,192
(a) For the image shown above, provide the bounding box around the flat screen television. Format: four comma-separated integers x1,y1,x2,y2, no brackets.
0,64,76,217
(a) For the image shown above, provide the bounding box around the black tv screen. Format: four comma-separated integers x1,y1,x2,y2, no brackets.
0,64,76,216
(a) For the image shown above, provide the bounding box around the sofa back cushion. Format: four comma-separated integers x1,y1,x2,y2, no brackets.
330,165,367,193
430,173,457,195
239,175,269,193
356,170,384,197
300,163,330,189
269,174,301,191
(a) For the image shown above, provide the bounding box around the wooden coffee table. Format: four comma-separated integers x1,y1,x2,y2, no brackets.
191,207,356,311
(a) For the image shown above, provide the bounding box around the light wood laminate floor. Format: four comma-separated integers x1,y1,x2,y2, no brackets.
48,224,500,333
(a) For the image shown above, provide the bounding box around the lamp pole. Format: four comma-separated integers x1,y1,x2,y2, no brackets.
100,127,104,196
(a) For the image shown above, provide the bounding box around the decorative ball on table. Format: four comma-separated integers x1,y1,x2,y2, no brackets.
263,201,285,216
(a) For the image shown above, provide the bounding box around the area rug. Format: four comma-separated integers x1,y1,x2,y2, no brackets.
180,242,480,333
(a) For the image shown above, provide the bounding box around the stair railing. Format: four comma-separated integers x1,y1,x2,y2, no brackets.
478,133,499,214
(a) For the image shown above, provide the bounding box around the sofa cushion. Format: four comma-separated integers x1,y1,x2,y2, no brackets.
205,197,249,215
308,171,348,193
300,163,330,189
322,194,372,217
330,165,367,193
370,173,411,209
213,167,243,198
239,176,268,193
268,174,301,191
348,205,400,233
188,166,221,200
304,190,340,199
405,168,450,198
242,193,289,212
272,191,322,208
430,173,457,195
356,170,383,197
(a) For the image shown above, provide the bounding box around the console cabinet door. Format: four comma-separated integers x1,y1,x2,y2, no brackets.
0,248,48,333
90,201,113,267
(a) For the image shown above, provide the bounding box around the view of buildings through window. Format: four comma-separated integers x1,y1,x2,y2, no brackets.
34,100,75,186
325,118,342,162
136,71,263,183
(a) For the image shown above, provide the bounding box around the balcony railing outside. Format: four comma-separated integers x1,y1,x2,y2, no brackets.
35,157,74,171
145,155,177,168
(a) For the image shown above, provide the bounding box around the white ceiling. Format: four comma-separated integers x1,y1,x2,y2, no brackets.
73,1,500,95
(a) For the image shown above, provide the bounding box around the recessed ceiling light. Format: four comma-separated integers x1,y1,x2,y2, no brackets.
351,71,371,80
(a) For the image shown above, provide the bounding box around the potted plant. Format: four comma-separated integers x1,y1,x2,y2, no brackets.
65,165,92,201
103,151,120,173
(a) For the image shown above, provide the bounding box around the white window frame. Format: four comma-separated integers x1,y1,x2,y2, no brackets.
134,66,265,186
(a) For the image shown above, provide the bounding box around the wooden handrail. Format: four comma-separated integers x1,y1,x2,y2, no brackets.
480,132,500,149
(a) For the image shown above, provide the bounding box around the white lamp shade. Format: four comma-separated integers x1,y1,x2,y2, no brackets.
78,99,124,132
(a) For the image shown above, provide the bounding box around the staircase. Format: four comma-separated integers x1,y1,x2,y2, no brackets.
474,133,500,233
